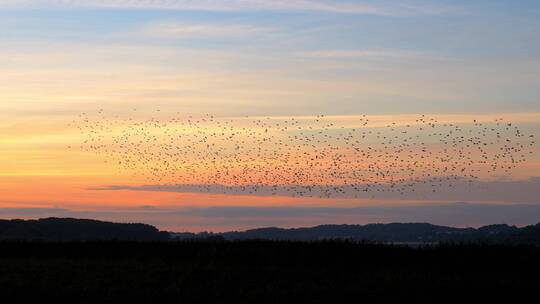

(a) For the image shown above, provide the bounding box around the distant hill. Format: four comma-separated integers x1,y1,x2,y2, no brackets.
172,222,540,245
0,218,169,241
1,218,539,244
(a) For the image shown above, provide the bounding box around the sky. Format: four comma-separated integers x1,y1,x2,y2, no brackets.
1,0,540,231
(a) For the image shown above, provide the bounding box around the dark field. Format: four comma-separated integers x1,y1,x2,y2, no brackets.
0,241,538,302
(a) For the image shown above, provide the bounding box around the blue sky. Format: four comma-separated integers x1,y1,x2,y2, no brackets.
2,0,540,116
1,1,540,230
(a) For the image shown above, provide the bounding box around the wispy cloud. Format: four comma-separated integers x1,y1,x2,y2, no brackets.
2,0,462,16
142,21,272,38
300,49,422,59
92,177,540,203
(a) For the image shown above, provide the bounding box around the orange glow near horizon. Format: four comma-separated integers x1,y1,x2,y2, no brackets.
1,113,538,213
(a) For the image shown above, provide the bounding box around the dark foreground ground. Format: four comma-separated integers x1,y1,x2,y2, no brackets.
0,241,538,303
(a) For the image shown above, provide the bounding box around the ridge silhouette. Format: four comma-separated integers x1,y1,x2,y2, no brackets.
2,217,539,244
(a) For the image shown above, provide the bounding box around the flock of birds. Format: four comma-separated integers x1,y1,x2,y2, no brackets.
70,111,536,198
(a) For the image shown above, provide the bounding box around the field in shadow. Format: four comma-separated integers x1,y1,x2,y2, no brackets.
0,240,538,302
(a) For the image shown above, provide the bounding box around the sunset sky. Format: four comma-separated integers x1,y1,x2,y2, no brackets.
1,1,540,231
